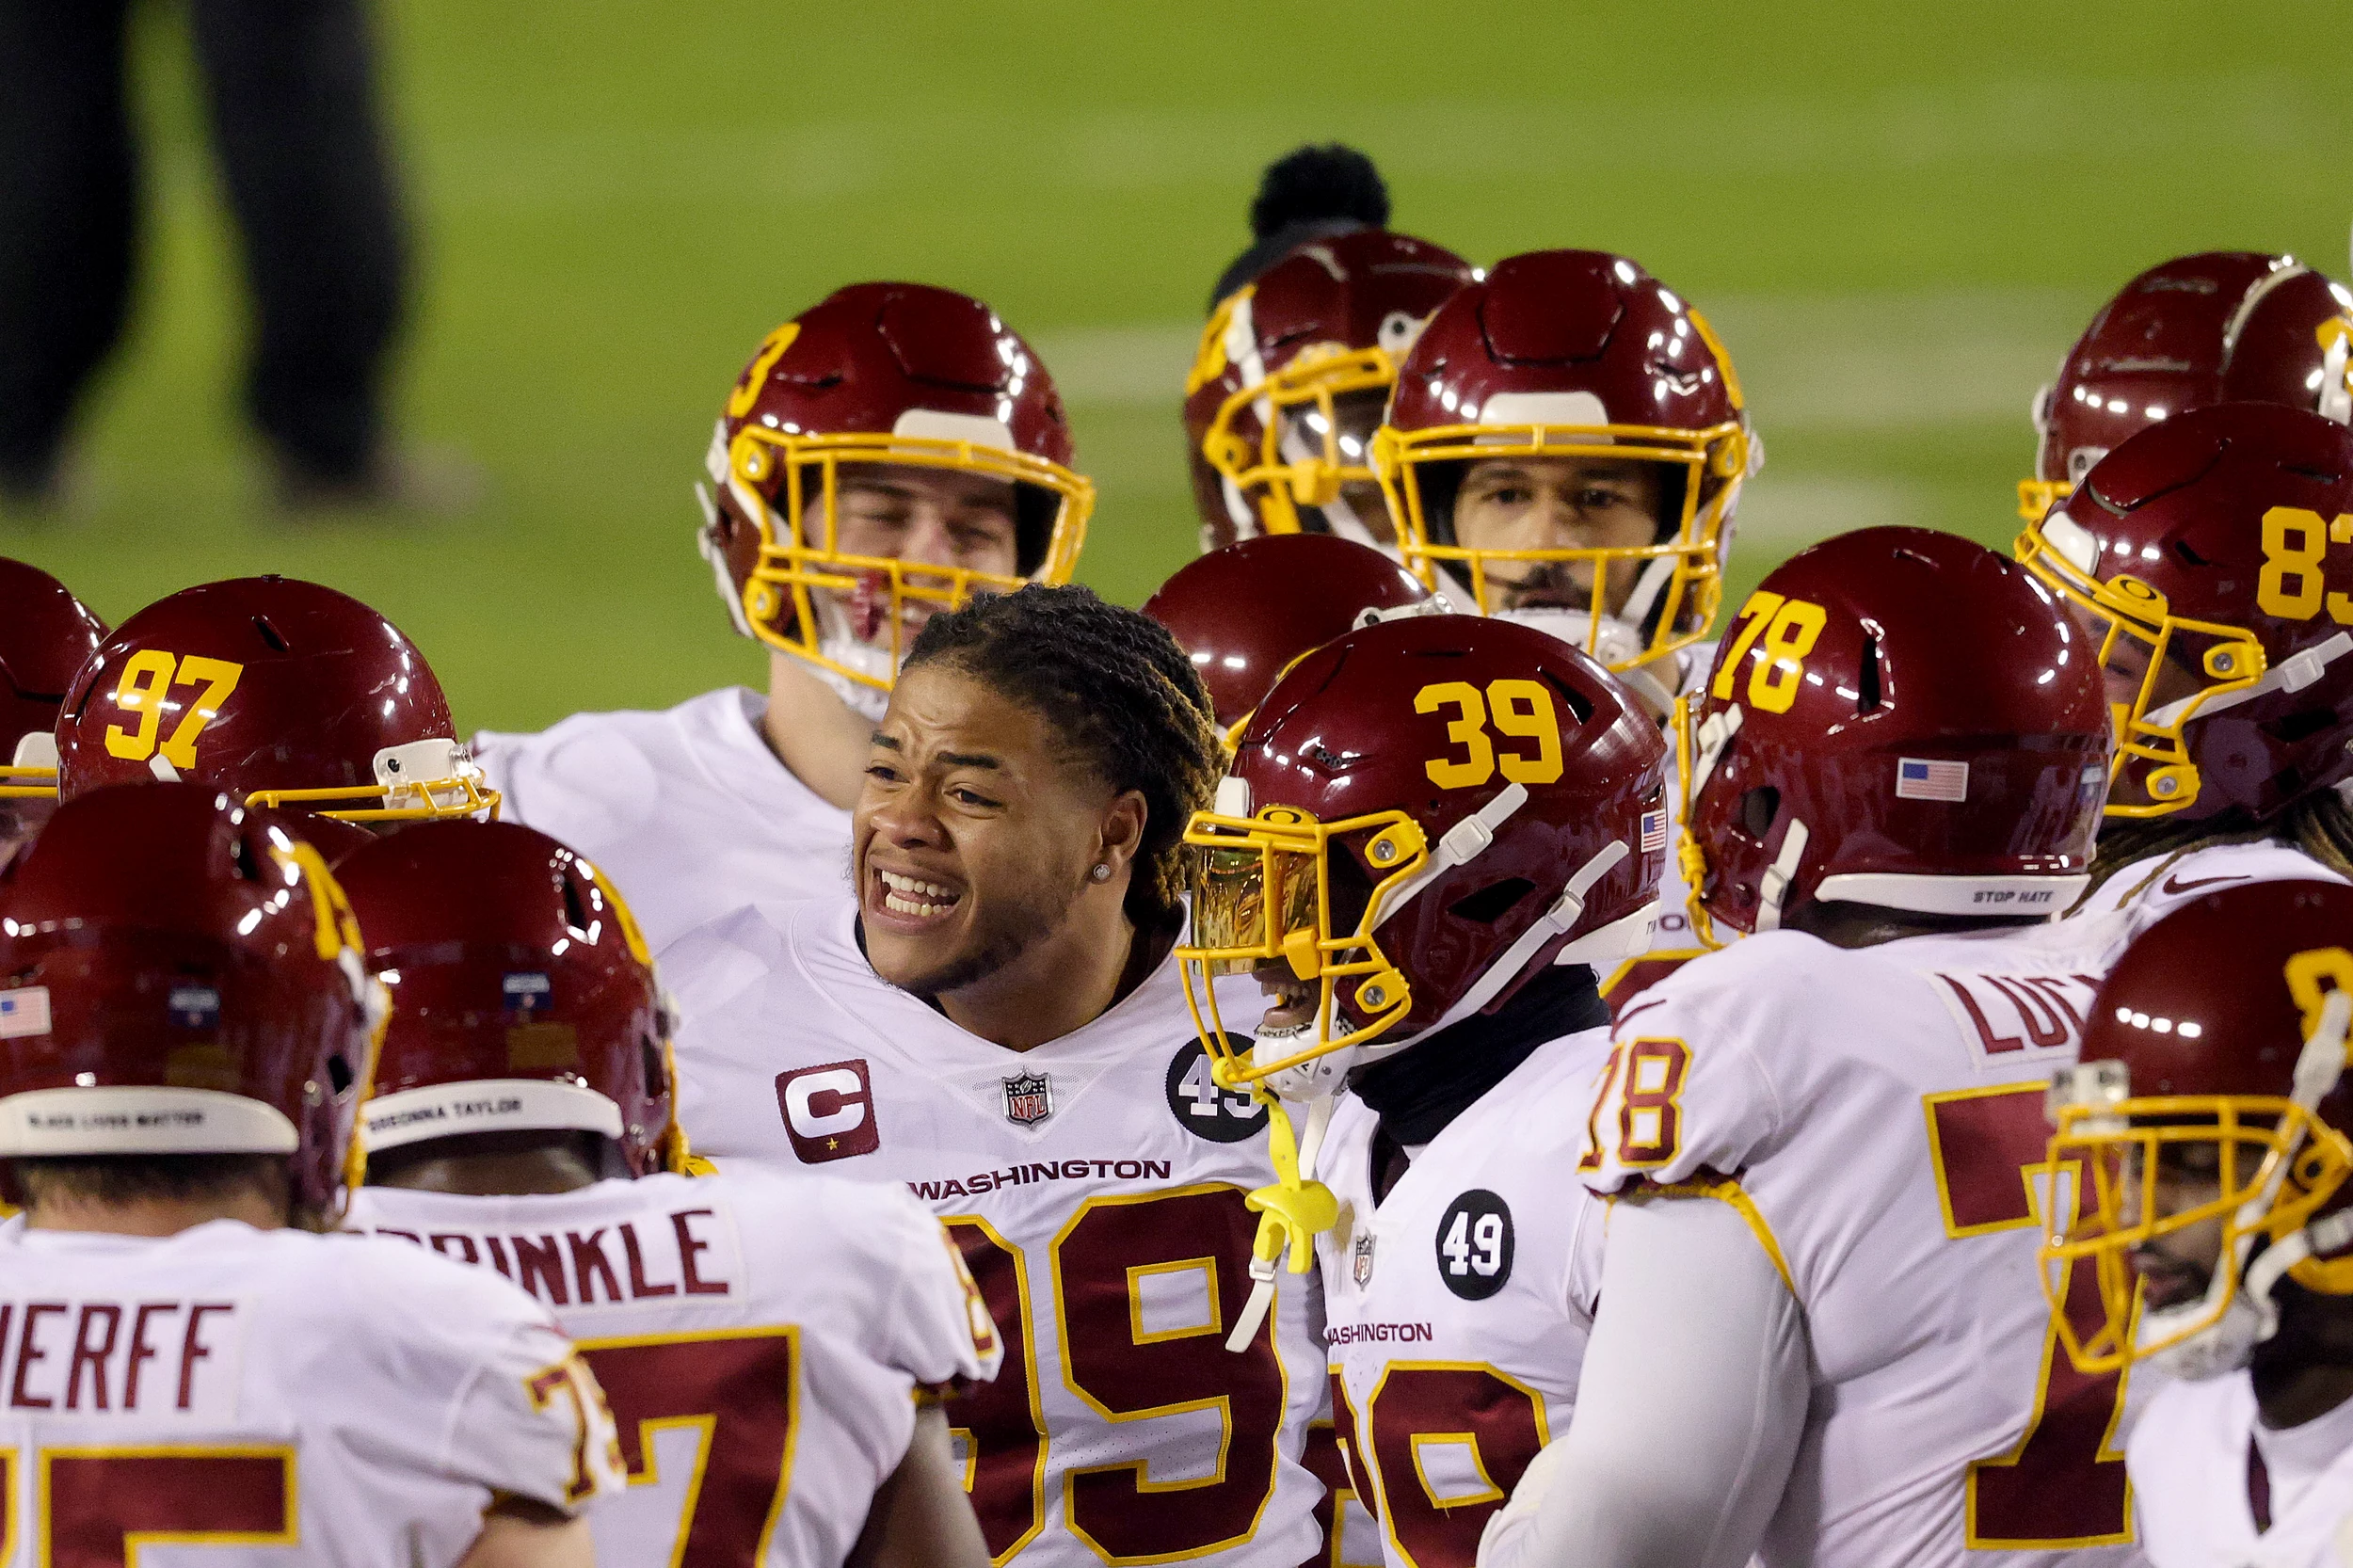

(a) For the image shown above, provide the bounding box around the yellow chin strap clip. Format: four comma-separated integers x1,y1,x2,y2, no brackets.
1216,1057,1338,1352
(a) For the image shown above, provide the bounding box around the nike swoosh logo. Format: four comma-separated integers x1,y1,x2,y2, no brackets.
2159,872,2245,896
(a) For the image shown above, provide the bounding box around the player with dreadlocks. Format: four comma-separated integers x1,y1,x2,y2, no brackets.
665,584,1336,1568
2014,401,2353,939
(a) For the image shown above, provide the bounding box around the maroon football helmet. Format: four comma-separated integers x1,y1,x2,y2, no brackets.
2016,402,2353,822
1184,231,1476,550
1177,614,1666,1095
337,819,681,1177
2042,879,2353,1377
1374,249,1758,693
0,783,382,1216
2022,252,2353,521
1679,527,2108,944
0,559,107,854
697,282,1093,707
56,576,494,833
1142,534,1448,744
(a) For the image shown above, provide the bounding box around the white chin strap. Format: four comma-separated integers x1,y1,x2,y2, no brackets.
2146,631,2353,729
1258,783,1539,1098
1753,819,1811,933
696,422,760,641
1273,424,1385,550
2149,987,2353,1377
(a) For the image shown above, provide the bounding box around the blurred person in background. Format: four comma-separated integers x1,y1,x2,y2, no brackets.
1184,144,1474,552
474,282,1093,954
0,0,418,511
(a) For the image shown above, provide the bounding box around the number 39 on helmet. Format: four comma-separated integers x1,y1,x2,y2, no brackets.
1176,615,1666,1096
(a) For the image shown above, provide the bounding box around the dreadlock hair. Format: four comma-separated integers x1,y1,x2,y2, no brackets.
2076,789,2353,908
903,584,1224,931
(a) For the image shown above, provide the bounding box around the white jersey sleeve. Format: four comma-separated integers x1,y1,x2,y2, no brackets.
341,1240,625,1514
864,1179,1008,1393
1576,971,1783,1197
473,687,852,954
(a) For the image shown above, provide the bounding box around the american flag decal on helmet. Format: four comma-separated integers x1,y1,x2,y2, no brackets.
1639,810,1667,852
1897,759,1970,803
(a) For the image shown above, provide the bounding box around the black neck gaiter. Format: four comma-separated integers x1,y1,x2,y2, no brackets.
1350,963,1609,1148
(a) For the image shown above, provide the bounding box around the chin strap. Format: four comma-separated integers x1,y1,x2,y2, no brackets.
1225,1081,1337,1353
2202,988,2353,1351
1753,819,1811,933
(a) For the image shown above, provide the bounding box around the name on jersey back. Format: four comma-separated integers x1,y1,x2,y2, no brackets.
1,1297,243,1419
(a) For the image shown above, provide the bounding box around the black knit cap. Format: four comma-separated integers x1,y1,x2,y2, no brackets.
1207,144,1391,309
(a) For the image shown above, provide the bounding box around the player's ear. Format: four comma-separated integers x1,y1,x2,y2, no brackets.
1096,789,1148,874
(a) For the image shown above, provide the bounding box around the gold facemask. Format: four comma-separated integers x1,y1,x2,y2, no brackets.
725,428,1094,695
1176,803,1428,1086
1199,344,1399,536
1373,419,1748,673
2014,518,2265,817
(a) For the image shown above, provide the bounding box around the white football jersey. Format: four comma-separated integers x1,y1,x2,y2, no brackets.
666,897,1328,1568
2126,1375,2353,1568
0,1214,616,1568
2063,840,2346,931
473,687,850,954
1579,923,2145,1568
346,1168,997,1568
1314,1028,1610,1568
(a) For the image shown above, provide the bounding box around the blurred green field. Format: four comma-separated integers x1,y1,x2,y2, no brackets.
6,1,2349,731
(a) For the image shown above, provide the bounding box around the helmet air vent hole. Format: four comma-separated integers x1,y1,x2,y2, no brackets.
1540,673,1593,724
643,1038,668,1097
251,616,290,653
2282,464,2342,486
559,872,592,935
2171,540,2210,568
1858,635,1882,713
326,1052,355,1096
229,834,262,883
1447,877,1534,926
1741,785,1780,839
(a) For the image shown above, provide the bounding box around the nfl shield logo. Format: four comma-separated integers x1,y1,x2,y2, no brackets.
1001,1070,1054,1128
1352,1233,1377,1287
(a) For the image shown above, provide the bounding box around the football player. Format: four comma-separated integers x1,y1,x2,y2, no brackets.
54,574,495,860
337,817,1001,1568
2019,251,2353,523
1176,613,1666,1568
664,584,1332,1568
0,556,105,862
2015,401,2353,930
1141,533,1443,746
1185,145,1473,551
0,782,619,1566
473,283,1091,953
1493,528,2127,1567
1370,248,1761,1010
2041,880,2353,1564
